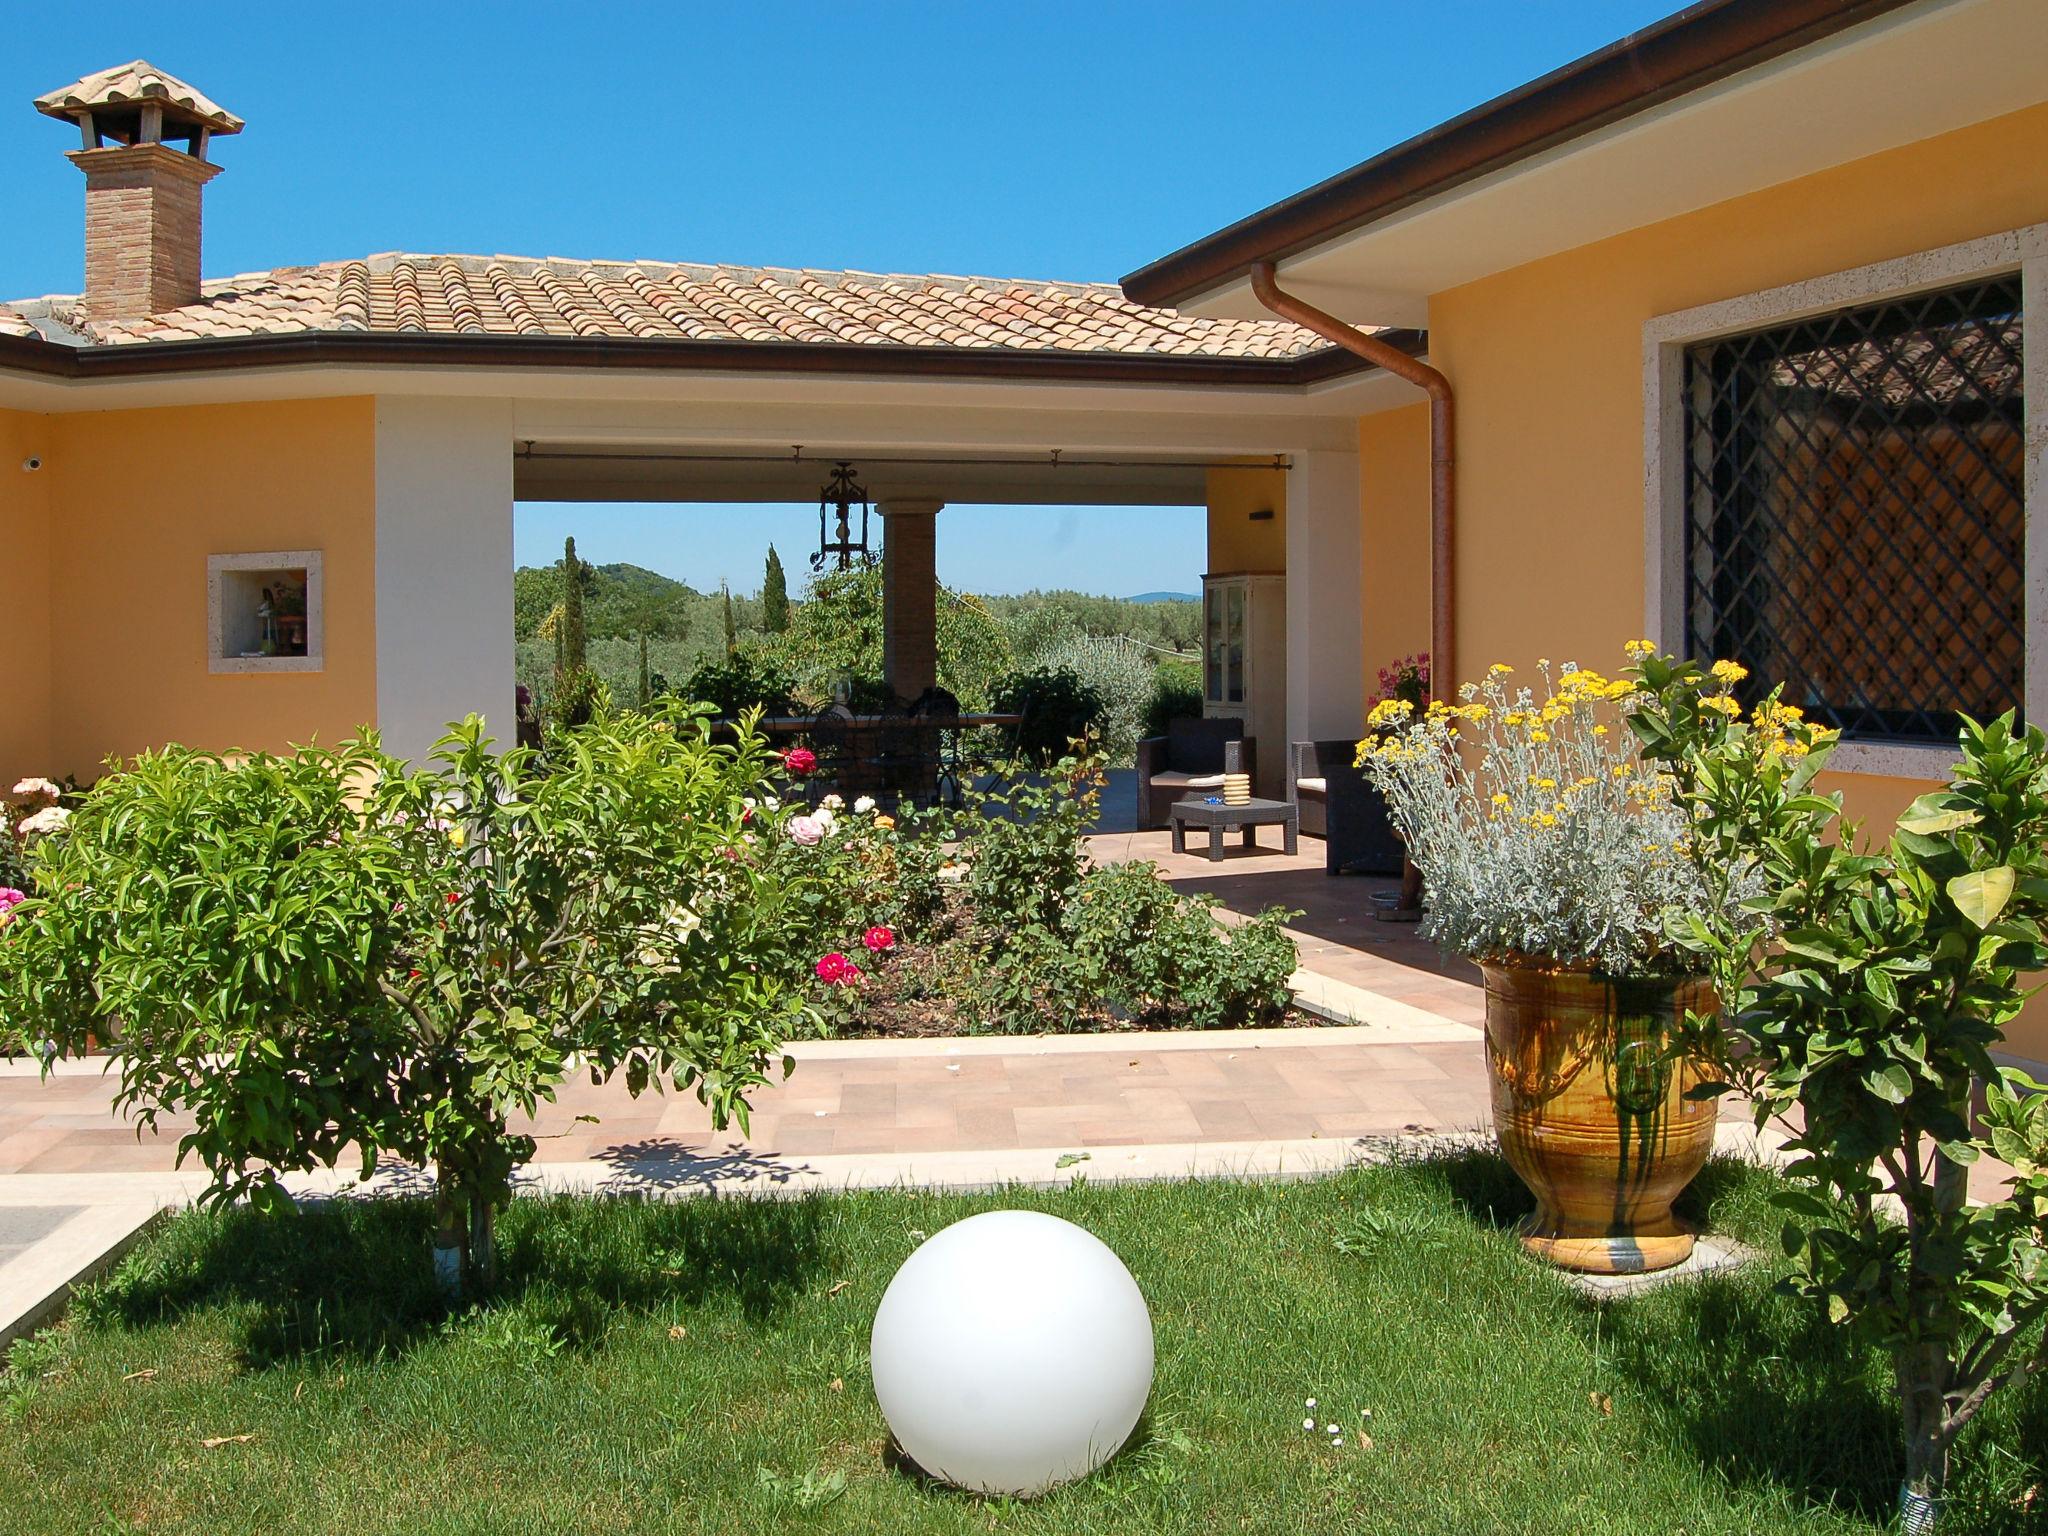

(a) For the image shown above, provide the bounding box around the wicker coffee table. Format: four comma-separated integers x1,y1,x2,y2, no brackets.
1168,796,1299,861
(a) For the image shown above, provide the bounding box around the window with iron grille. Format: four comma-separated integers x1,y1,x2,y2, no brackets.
1682,275,2025,744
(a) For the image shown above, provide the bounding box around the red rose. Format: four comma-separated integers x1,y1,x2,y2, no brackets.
783,747,818,777
814,951,862,985
862,925,896,953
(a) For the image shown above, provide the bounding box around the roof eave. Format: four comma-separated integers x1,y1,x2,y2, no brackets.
0,327,1406,388
1120,0,1920,309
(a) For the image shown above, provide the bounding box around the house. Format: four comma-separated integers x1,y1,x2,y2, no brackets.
1125,0,2048,1071
4,1,2047,1073
0,62,1387,802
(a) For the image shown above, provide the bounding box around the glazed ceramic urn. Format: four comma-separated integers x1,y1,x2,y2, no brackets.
1481,958,1719,1274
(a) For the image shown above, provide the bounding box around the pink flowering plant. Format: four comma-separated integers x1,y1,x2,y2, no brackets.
0,775,71,896
1366,653,1430,719
0,704,806,1297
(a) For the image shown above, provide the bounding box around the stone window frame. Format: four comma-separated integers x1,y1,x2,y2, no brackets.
1643,224,2048,780
206,550,325,675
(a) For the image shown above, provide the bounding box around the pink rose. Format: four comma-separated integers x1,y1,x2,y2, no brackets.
862,925,896,953
0,888,24,929
789,815,825,846
783,747,818,777
815,951,862,985
9,778,59,803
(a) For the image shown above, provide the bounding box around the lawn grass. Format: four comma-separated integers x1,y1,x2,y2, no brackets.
5,1152,2044,1536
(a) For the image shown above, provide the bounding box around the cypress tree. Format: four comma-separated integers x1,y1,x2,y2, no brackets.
761,545,790,633
560,537,588,674
721,582,738,655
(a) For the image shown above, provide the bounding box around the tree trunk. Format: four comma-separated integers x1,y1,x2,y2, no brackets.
468,1190,499,1292
1898,1134,1969,1528
431,1168,467,1301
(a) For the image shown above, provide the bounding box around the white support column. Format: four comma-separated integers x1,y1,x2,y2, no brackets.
878,498,943,701
373,397,515,763
1284,448,1365,749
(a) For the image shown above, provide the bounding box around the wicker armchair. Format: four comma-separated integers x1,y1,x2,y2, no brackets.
1289,739,1404,876
1135,717,1252,831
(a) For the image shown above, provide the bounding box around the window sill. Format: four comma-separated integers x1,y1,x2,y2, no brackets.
209,655,324,676
1824,740,1960,781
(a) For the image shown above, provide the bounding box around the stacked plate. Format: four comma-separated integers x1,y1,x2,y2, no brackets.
1222,773,1252,806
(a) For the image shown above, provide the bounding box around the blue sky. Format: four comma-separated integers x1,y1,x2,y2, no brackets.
5,1,1676,597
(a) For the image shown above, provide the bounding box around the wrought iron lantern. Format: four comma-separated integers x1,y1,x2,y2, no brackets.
812,460,871,572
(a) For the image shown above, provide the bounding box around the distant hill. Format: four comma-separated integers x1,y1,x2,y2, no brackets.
1126,591,1198,604
513,561,704,640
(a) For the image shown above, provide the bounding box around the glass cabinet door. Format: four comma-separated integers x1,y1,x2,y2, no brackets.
1224,583,1246,704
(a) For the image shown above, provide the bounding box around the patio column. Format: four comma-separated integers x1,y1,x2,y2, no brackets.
879,498,943,701
1284,448,1365,747
373,397,516,762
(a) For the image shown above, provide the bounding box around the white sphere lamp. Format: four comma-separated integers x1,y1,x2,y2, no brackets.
869,1210,1154,1497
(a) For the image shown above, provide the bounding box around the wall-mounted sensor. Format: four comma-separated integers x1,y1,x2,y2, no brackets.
21,456,43,472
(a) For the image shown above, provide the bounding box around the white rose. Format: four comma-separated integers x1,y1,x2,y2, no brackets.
854,796,877,815
822,793,845,811
16,806,70,838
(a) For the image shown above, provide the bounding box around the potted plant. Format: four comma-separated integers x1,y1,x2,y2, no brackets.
1359,657,1765,1273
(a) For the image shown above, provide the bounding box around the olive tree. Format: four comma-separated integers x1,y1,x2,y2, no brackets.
0,707,805,1295
1631,656,2048,1526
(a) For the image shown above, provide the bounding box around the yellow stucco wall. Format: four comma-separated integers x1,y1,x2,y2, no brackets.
1358,404,1432,714
0,410,55,787
1354,100,2048,1062
34,397,378,778
1205,464,1286,575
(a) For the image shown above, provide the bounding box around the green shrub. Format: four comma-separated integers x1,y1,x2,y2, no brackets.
1144,658,1204,741
955,754,1103,928
1030,633,1155,760
990,667,1108,767
540,664,611,744
976,861,1296,1033
0,708,806,1296
678,652,797,718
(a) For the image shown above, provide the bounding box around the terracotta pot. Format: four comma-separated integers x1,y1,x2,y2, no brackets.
1481,958,1718,1274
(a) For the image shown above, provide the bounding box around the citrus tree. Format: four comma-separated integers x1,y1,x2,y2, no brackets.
0,707,806,1296
1630,653,2048,1525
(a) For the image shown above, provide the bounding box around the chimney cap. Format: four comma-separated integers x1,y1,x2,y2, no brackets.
34,61,243,137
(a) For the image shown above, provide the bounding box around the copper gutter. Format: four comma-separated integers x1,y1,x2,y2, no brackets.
1249,260,1454,685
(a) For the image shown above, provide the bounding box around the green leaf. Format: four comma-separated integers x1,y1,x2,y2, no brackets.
1897,803,1978,836
1864,1064,1912,1104
1948,866,2017,928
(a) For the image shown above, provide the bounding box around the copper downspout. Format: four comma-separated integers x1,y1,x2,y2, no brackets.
1248,261,1454,687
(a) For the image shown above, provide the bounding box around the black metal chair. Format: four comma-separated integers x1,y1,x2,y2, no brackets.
909,686,965,806
1134,717,1252,830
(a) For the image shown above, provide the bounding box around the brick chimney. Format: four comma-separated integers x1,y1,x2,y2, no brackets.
34,62,243,322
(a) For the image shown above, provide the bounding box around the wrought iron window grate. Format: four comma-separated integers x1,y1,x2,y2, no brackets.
1683,275,2024,744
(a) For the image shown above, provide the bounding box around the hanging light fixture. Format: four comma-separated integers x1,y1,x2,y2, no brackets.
812,460,871,572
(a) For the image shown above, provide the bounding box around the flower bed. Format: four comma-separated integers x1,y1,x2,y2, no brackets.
764,754,1302,1037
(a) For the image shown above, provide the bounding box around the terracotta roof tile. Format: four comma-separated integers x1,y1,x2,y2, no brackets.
7,252,1339,362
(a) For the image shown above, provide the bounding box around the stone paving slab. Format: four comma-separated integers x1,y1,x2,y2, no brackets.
0,1201,165,1350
